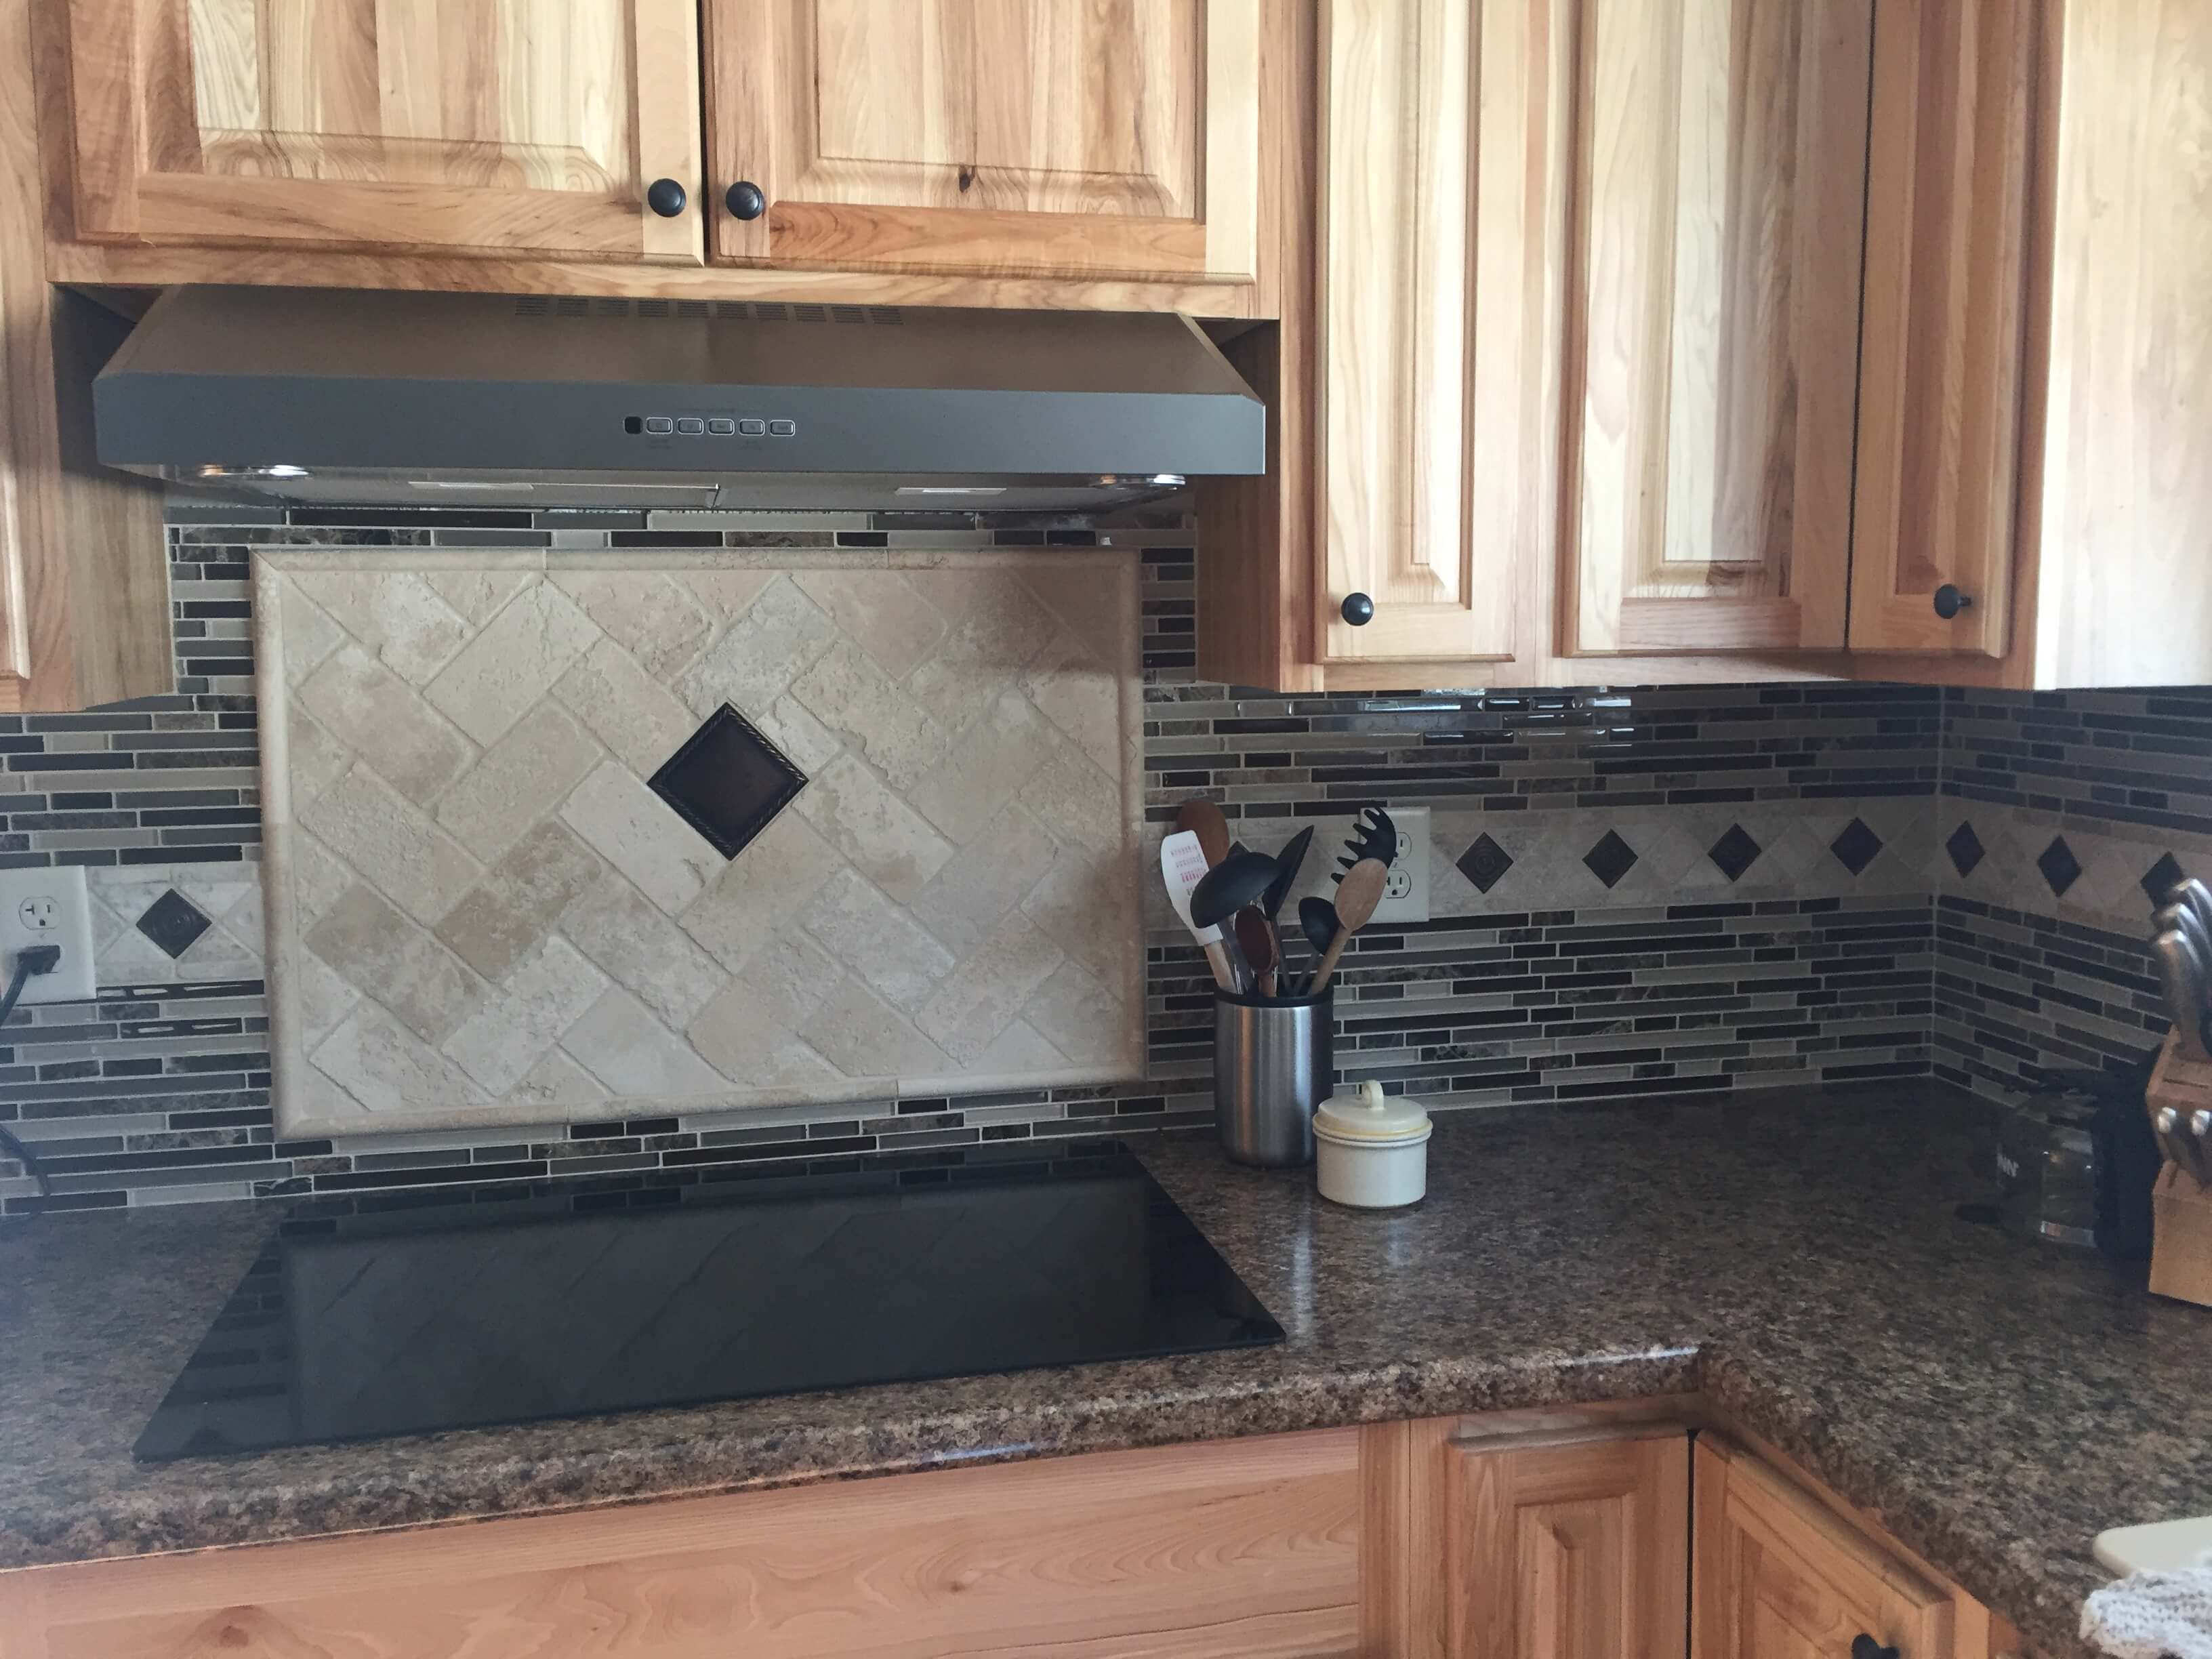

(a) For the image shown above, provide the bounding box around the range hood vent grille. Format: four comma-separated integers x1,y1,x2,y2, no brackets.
510,295,905,326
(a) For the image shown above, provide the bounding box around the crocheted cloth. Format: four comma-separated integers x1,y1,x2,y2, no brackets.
2083,1570,2212,1659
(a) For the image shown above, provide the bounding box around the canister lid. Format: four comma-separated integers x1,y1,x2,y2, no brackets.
1313,1080,1433,1143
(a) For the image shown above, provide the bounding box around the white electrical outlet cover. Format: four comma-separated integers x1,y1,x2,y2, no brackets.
1368,807,1431,924
0,865,97,1003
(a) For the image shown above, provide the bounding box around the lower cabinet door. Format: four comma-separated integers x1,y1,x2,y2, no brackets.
1414,1425,1690,1659
1693,1437,1954,1659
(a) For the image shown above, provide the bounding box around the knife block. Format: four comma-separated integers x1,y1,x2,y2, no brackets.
2146,1030,2212,1305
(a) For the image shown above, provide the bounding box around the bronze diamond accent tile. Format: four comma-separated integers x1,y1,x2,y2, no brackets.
647,704,808,861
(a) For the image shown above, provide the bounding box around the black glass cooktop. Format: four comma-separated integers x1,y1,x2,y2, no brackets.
135,1145,1282,1461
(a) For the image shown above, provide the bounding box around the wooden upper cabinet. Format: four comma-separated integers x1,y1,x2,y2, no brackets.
702,0,1267,289
1562,0,1873,657
52,0,705,262
1847,0,2037,658
1694,1438,1954,1659
1314,0,1559,670
1446,1428,1690,1659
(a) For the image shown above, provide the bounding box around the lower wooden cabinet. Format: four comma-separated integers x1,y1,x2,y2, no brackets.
1365,1418,1690,1659
1695,1435,1953,1659
0,1417,2024,1659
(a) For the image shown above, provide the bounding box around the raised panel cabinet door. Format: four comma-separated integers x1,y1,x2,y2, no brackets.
1847,0,2037,657
1563,0,1872,655
1442,1428,1689,1659
703,0,1267,286
1316,0,1565,668
56,0,705,262
1692,1439,1954,1659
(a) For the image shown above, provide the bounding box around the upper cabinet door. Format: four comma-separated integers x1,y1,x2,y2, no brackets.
1317,0,1563,668
1692,1439,1954,1659
1563,0,1872,655
1847,1,2037,657
703,0,1265,288
56,0,704,263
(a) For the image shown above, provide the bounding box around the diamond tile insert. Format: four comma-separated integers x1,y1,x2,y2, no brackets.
1456,832,1515,894
647,703,808,861
1708,824,1762,882
2038,834,2083,898
2142,851,2186,905
1582,830,1639,890
1946,820,1986,879
136,888,211,960
1830,818,1883,876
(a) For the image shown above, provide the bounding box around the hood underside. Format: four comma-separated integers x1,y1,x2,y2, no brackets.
94,287,1267,512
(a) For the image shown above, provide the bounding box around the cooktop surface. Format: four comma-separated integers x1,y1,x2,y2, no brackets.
135,1145,1282,1460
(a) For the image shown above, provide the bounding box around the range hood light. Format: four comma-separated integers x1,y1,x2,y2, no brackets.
894,485,1010,497
198,464,309,480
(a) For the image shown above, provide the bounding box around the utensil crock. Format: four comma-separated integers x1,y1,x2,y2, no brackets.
1213,985,1332,1167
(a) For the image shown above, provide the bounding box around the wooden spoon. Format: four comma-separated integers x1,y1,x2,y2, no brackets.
1175,799,1232,869
1307,858,1387,996
1234,909,1278,998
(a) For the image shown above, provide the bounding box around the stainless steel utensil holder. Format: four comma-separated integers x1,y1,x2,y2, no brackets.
1214,986,1333,1167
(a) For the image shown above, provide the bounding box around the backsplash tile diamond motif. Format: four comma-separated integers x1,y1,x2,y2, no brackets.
1455,832,1513,894
258,551,1145,1137
2036,835,2083,897
1828,818,1882,876
1946,820,1986,878
647,704,807,860
1707,824,1761,882
135,890,211,959
1582,830,1638,889
2142,851,2185,905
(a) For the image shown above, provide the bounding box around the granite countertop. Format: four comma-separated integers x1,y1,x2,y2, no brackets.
2,1080,2207,1658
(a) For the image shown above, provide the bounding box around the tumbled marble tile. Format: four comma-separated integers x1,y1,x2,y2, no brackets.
560,762,721,916
794,754,954,904
289,570,471,686
678,808,842,973
798,868,954,1013
441,937,608,1095
558,874,726,1030
308,1004,487,1113
296,646,476,806
551,571,715,680
434,821,603,981
799,975,952,1079
434,701,600,863
916,910,1065,1064
424,580,601,746
298,766,480,928
558,986,725,1098
304,884,482,1045
552,638,697,777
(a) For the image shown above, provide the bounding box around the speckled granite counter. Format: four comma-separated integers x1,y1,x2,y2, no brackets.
1,1080,2206,1658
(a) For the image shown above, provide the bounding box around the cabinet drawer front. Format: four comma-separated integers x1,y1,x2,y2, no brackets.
1563,0,1872,657
0,1432,1363,1659
58,0,704,264
705,0,1267,286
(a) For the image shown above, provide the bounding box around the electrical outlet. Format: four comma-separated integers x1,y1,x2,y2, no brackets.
0,867,96,1003
1368,807,1430,924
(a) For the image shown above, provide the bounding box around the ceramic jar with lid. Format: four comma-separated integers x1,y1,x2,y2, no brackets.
1313,1080,1431,1208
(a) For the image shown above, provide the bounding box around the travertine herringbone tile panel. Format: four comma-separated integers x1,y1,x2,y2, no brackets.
257,550,1145,1136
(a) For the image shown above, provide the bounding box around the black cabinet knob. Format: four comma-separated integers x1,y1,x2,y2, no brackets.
725,181,767,221
1932,583,1973,619
646,178,687,218
1340,592,1375,626
1851,1637,1899,1659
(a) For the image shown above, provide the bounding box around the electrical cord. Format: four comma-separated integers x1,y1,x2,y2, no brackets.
0,945,62,1199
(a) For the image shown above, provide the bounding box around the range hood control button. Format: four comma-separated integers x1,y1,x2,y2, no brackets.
769,419,797,437
707,417,736,436
738,418,767,436
642,416,674,436
675,417,705,435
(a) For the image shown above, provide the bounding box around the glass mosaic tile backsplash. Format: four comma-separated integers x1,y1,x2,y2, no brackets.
0,501,2205,1213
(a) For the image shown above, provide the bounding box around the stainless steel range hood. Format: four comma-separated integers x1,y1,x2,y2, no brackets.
94,287,1266,512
